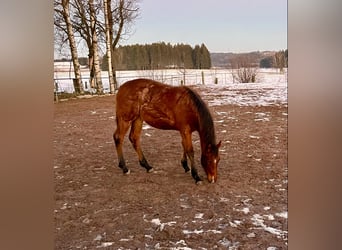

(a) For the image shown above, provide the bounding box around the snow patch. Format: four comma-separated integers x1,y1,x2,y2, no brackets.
183,229,222,234
194,213,204,219
96,242,114,248
251,214,288,239
275,211,288,219
151,218,176,231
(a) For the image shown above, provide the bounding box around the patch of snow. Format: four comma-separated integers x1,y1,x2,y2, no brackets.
93,235,102,241
218,237,240,249
247,232,256,238
263,214,275,220
96,242,114,248
249,135,260,139
144,234,153,239
183,229,221,234
229,220,242,228
251,214,288,239
142,124,152,130
151,218,176,231
60,203,68,210
183,229,203,234
195,213,204,219
275,211,288,219
241,207,250,214
119,238,131,242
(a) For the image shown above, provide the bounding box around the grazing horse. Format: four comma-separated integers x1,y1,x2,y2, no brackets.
113,78,221,184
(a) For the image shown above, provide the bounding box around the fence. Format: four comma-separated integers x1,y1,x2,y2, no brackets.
53,68,286,95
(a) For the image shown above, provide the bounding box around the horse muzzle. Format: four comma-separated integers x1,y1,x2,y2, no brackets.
208,175,216,184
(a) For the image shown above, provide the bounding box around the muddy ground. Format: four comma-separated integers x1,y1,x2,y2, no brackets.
54,86,287,249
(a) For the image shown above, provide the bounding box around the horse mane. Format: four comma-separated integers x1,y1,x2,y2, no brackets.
183,87,217,148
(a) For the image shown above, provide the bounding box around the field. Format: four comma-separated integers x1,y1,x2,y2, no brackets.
54,71,287,249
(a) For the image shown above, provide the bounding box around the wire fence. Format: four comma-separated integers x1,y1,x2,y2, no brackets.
54,68,286,95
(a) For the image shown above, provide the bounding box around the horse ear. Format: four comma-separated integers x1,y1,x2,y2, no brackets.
216,140,222,148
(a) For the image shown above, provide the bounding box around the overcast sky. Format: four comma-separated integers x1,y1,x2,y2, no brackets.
121,0,287,53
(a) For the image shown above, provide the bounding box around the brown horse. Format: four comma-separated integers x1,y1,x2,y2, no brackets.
113,78,221,184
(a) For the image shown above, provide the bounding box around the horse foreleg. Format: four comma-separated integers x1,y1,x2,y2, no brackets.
129,118,153,173
113,118,131,174
181,131,202,184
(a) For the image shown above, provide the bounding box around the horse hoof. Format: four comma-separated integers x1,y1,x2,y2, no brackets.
124,169,130,175
147,168,154,173
196,180,203,185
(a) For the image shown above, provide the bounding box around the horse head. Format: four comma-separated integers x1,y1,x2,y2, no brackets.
201,141,221,183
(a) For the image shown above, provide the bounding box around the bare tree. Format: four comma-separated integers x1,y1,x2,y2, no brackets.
105,0,140,90
54,0,84,94
55,0,140,94
274,50,286,73
230,55,258,83
104,0,115,93
89,0,104,94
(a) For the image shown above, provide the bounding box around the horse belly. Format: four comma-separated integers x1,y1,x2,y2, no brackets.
141,108,176,130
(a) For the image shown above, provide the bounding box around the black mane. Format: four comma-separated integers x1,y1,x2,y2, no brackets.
184,87,216,148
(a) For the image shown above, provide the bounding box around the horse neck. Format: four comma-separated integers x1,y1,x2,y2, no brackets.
198,116,216,154
184,86,216,152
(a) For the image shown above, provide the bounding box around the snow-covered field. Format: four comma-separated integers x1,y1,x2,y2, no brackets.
54,69,287,107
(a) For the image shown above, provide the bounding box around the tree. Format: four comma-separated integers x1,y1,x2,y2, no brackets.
54,0,84,94
200,43,211,69
104,0,115,93
88,0,104,94
230,55,258,83
274,50,286,73
105,0,140,90
55,0,104,94
55,0,140,94
192,45,201,69
260,56,274,68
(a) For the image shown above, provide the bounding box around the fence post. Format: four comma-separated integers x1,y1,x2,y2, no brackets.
54,80,59,102
201,71,205,85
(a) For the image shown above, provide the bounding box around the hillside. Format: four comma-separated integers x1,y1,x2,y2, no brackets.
210,51,276,68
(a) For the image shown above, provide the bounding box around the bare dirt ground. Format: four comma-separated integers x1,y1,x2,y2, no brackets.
54,86,287,249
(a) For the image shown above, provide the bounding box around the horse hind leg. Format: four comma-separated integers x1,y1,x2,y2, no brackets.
113,117,131,174
181,151,190,173
129,118,153,173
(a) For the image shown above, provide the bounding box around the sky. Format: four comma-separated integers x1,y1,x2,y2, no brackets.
121,0,287,53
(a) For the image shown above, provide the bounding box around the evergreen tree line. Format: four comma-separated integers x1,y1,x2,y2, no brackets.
102,42,211,70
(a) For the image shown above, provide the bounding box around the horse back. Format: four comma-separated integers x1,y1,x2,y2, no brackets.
116,78,198,130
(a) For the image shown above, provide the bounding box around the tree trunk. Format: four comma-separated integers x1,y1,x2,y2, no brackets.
109,0,126,91
104,0,115,93
61,0,84,95
88,53,96,89
89,0,104,94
